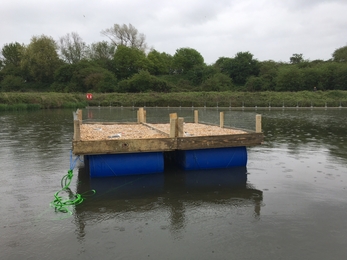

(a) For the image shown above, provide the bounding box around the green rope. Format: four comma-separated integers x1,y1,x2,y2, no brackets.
51,169,95,214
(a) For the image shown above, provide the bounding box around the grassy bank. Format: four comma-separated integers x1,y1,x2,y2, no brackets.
1,91,347,111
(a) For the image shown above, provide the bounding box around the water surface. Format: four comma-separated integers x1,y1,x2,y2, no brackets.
1,108,346,259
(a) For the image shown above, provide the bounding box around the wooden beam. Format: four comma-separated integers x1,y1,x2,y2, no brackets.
73,138,176,155
177,133,264,150
73,133,263,155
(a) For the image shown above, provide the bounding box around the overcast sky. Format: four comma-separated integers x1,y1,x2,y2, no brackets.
1,0,347,64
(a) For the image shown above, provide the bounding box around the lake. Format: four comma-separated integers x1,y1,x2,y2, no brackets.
1,107,346,260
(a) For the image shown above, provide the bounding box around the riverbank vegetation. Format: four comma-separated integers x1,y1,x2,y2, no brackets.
1,23,347,111
1,90,347,111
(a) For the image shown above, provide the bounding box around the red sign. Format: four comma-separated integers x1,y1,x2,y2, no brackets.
86,93,93,100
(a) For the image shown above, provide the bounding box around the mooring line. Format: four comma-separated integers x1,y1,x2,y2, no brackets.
50,150,95,214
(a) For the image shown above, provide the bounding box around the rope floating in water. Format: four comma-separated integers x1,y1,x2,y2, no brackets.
50,152,95,214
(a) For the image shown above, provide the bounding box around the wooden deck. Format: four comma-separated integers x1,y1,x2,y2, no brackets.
72,108,264,155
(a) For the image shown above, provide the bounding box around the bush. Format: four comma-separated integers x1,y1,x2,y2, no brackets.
117,71,171,93
0,75,24,91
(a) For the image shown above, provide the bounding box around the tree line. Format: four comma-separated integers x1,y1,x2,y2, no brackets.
1,23,347,93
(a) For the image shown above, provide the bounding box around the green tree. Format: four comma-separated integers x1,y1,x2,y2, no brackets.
290,53,305,64
258,60,280,91
113,45,148,80
59,32,87,64
301,67,322,91
332,45,347,62
275,66,303,91
245,76,264,91
214,57,233,75
21,35,61,84
101,23,147,51
86,41,115,71
0,42,24,79
216,52,259,85
172,48,204,74
87,41,115,60
147,49,173,75
201,73,233,91
319,62,347,90
1,42,23,67
53,61,117,93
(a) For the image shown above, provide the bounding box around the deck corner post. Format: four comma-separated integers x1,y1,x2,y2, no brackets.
194,110,199,123
256,114,262,133
74,119,81,141
77,109,82,121
220,111,224,128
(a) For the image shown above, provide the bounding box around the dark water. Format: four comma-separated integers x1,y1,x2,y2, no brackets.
1,108,346,260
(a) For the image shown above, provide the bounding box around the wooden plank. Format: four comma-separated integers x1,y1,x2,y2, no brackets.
142,123,170,137
73,138,176,155
83,122,138,125
176,133,264,150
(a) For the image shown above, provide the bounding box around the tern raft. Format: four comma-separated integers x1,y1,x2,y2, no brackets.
72,108,263,177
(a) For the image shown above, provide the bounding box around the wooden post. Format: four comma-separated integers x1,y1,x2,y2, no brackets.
170,118,177,137
177,117,184,137
74,119,81,141
169,113,177,120
194,110,198,123
256,114,262,133
169,113,179,137
220,111,224,128
138,107,145,123
77,109,82,121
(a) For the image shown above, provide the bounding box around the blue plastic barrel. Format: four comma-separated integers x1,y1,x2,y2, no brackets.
86,152,164,177
175,146,248,170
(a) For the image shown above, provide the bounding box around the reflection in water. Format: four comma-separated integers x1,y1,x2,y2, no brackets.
74,166,263,240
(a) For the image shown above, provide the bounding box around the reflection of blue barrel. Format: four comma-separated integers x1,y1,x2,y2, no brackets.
175,146,248,170
86,152,164,177
90,173,165,198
